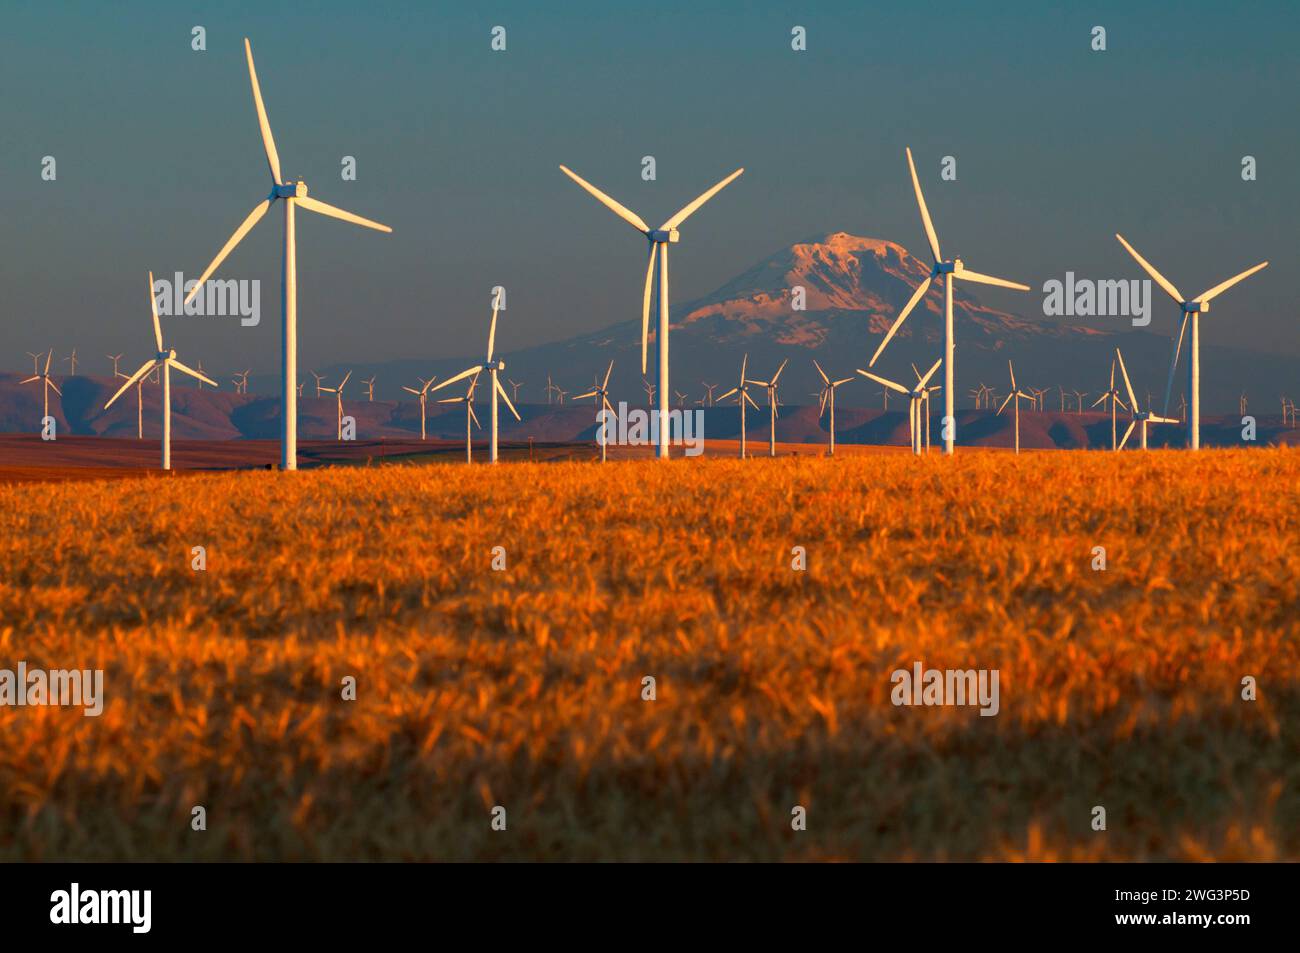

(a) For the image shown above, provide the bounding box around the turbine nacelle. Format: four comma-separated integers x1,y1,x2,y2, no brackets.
648,228,680,244
1181,300,1206,313
157,349,176,361
932,259,959,276
271,182,308,199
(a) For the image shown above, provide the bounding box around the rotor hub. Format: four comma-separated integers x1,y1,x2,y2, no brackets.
649,229,680,244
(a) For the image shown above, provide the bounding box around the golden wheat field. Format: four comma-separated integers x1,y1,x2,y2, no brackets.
1,448,1298,861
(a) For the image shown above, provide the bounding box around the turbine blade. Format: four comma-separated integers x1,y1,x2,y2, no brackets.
997,392,1013,415
486,301,500,362
953,266,1030,292
857,370,908,395
1090,394,1107,408
771,358,789,385
1119,420,1136,450
812,359,829,385
495,376,522,420
740,353,748,384
641,242,655,374
818,389,828,417
1162,313,1189,415
19,376,37,384
105,360,156,408
1115,348,1137,411
468,404,481,428
148,271,163,351
184,200,272,305
1195,261,1269,305
603,359,614,390
169,358,218,388
1115,233,1183,304
429,365,484,393
44,350,53,375
905,147,941,262
402,386,419,395
745,392,760,410
717,387,738,402
1008,359,1017,391
869,276,931,367
297,196,391,233
244,38,283,183
660,168,744,230
746,379,769,388
833,377,853,386
48,380,62,396
917,356,943,388
558,165,650,233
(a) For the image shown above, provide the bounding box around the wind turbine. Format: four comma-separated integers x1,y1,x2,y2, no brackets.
813,359,853,456
1090,359,1130,451
701,382,719,407
642,378,656,408
362,376,376,401
747,358,788,458
310,371,327,397
869,147,1029,455
182,37,391,471
1114,234,1268,450
26,352,43,376
545,375,560,405
232,369,251,394
1114,347,1177,450
437,370,482,463
716,354,761,459
507,379,523,403
995,360,1035,455
575,360,616,462
63,348,78,376
858,357,942,456
320,370,351,440
428,296,520,462
1072,390,1088,417
674,389,688,408
106,272,217,470
402,376,437,440
20,350,60,420
116,363,146,439
107,353,124,378
559,163,743,459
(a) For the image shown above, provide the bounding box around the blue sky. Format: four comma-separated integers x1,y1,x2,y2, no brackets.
1,0,1295,375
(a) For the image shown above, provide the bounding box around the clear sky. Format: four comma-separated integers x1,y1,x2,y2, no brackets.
1,0,1295,376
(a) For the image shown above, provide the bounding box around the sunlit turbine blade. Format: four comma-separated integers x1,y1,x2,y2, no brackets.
858,370,909,395
147,271,164,351
105,360,156,408
905,147,941,263
468,404,481,428
640,243,656,373
575,390,597,400
436,396,464,404
1115,233,1183,304
1115,395,1129,412
812,359,829,385
917,357,943,389
429,365,484,393
997,392,1013,415
1091,394,1107,408
771,358,789,385
558,165,650,233
1008,360,1017,391
244,38,283,184
745,392,760,410
746,378,769,388
297,196,391,233
1195,261,1269,305
1115,348,1137,411
48,380,62,396
717,387,738,402
833,377,853,386
818,389,828,418
169,358,218,388
1119,420,1136,450
402,386,419,395
602,396,614,415
660,168,744,230
486,302,499,362
495,376,521,420
869,276,931,367
43,350,53,375
602,360,614,390
19,376,38,385
184,200,272,306
1162,313,1189,416
953,266,1030,291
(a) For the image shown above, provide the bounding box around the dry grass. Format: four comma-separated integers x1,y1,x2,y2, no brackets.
1,448,1297,860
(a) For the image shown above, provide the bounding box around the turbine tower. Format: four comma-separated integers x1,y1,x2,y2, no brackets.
869,147,1029,455
559,164,743,459
996,360,1034,455
1115,234,1267,450
747,359,788,458
183,38,392,471
106,272,217,470
402,377,437,440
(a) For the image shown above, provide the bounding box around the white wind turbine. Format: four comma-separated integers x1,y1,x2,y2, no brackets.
716,354,761,459
858,357,942,456
1114,347,1178,451
437,369,482,463
182,37,391,471
320,370,352,440
1090,359,1130,451
310,371,327,397
1114,234,1268,450
869,147,1030,455
25,351,43,376
559,163,743,459
747,358,788,458
361,375,376,401
106,272,217,470
575,360,616,462
428,296,520,462
813,360,854,457
20,350,60,420
402,376,437,440
995,360,1035,455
